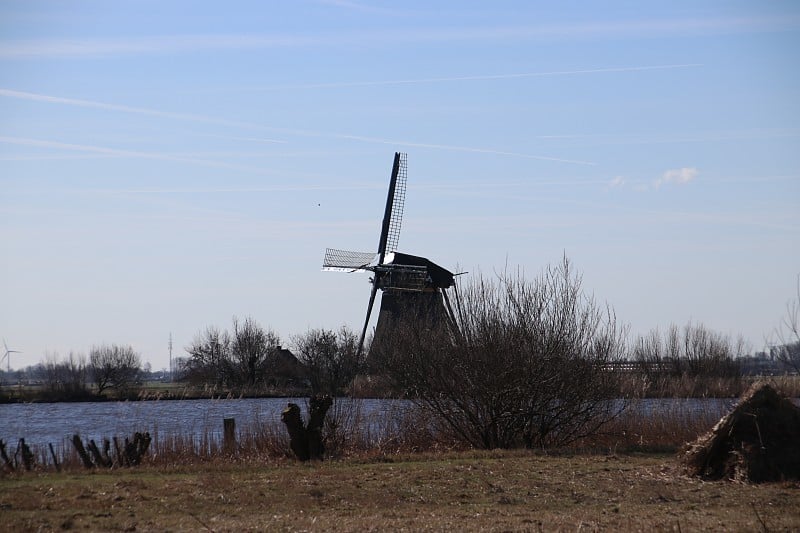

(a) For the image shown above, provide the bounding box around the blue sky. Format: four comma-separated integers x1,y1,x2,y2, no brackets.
1,1,798,371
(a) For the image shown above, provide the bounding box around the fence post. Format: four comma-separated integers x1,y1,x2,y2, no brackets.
223,418,236,453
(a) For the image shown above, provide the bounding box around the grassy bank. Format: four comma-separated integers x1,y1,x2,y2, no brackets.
0,381,312,403
4,374,799,404
2,451,799,531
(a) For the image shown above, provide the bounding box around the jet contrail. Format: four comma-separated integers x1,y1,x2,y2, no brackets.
0,88,596,164
231,64,704,91
1,15,796,58
0,88,265,130
334,134,596,165
0,136,284,174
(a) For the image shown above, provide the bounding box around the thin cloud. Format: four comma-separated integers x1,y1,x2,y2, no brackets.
654,167,698,188
200,135,287,145
1,16,797,58
607,176,626,189
316,0,407,16
0,34,324,59
0,88,595,165
333,134,596,165
0,136,281,174
0,88,268,131
229,64,703,92
0,153,117,161
535,128,800,147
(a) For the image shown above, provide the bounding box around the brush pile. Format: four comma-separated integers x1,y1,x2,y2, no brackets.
681,382,800,482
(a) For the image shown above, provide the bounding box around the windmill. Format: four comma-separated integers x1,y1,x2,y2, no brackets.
322,152,460,356
2,338,21,374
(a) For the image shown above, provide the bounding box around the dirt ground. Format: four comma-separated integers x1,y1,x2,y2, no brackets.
2,451,799,531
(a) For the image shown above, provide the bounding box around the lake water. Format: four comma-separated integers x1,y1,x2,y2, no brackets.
0,397,412,448
5,396,798,453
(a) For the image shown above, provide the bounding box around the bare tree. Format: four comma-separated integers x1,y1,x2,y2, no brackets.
89,344,142,395
230,316,280,387
185,326,232,387
774,275,800,373
185,317,281,389
374,257,626,449
42,352,90,397
293,326,362,395
632,322,743,381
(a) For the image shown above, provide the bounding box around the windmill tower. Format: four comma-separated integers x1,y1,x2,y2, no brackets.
322,152,459,356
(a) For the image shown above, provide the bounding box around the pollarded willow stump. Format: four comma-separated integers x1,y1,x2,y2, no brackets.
281,395,333,461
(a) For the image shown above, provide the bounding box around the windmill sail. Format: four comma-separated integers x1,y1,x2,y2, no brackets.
385,152,407,254
377,152,407,259
322,248,377,271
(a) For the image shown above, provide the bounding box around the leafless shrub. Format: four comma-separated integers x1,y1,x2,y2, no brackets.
41,352,92,400
231,316,281,387
293,326,363,395
631,323,743,398
185,317,283,390
89,344,142,395
374,257,627,449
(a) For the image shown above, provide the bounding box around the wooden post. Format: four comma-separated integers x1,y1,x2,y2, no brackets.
87,439,111,468
113,437,125,466
48,443,60,472
72,435,94,468
18,438,34,471
0,439,12,471
223,418,236,453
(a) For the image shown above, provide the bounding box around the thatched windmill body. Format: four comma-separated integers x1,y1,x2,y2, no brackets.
322,153,459,355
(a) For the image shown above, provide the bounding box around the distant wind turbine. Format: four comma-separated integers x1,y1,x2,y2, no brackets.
2,339,21,373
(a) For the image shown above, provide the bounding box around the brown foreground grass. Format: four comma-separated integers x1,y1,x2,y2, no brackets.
2,451,799,532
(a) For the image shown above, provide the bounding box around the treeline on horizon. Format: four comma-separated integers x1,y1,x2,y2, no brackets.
3,259,799,404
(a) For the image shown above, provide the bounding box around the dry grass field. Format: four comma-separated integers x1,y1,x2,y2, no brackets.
2,451,799,532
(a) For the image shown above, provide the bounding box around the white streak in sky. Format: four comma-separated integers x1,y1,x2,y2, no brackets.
0,16,797,58
0,88,269,131
0,88,595,165
0,136,280,174
334,134,597,165
199,135,288,144
236,64,704,91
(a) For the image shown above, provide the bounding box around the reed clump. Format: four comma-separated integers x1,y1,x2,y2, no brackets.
616,372,800,399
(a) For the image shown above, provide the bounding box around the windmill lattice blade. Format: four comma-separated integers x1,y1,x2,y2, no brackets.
385,152,407,254
377,152,406,258
322,248,377,271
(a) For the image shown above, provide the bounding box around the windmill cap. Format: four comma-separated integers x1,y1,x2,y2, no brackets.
384,251,454,288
